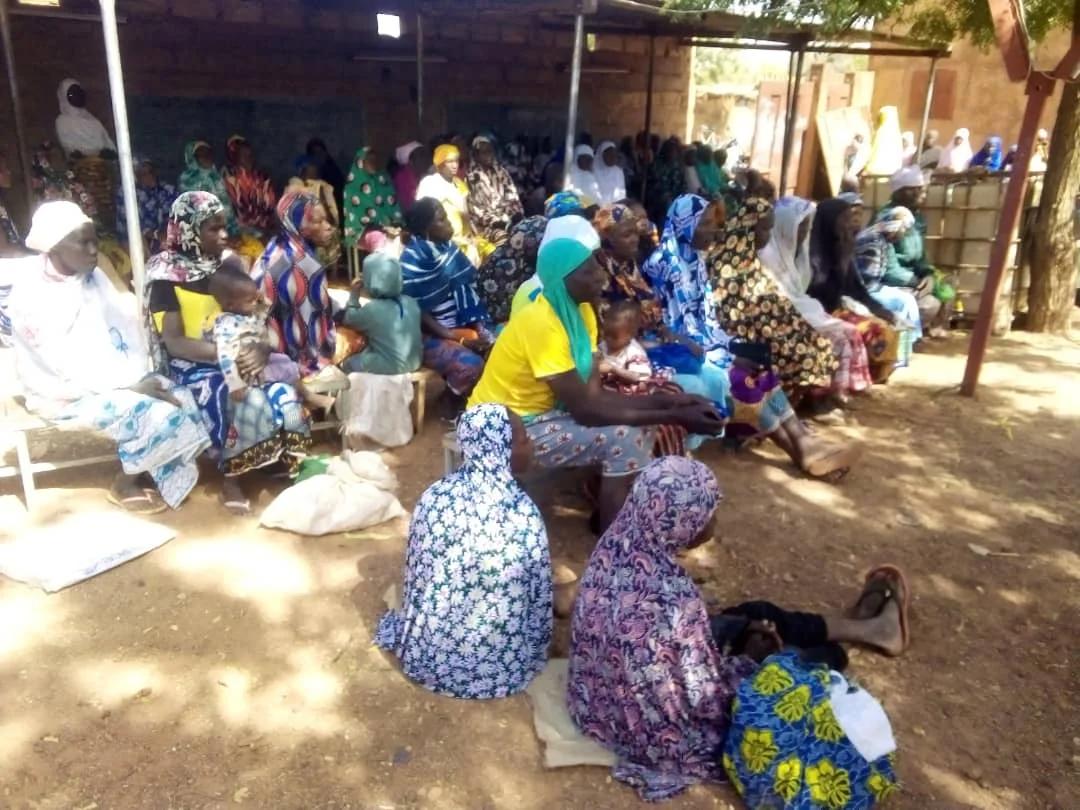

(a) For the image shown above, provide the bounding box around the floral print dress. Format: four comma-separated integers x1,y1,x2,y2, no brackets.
723,650,899,809
567,457,758,802
710,198,838,394
376,404,552,699
476,215,546,324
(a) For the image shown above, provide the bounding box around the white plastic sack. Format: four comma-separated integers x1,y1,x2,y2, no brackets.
525,659,618,769
336,372,414,448
0,510,176,592
829,673,897,762
260,451,405,536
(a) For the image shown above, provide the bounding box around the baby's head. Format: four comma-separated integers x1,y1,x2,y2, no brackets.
210,256,261,316
602,300,641,355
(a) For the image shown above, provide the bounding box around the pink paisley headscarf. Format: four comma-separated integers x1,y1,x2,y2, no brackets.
567,456,756,801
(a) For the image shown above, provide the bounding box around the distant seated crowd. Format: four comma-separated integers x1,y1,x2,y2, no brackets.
2,111,939,804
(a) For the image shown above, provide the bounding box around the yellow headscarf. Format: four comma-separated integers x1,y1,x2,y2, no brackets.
433,144,460,167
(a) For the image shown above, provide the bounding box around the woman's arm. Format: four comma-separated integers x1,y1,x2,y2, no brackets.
159,311,218,364
419,311,458,342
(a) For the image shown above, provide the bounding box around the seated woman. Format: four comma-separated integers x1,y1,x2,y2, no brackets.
594,202,665,331
116,156,176,257
466,134,524,254
146,192,311,514
252,190,339,380
400,198,491,399
468,215,727,531
9,201,210,513
177,140,238,237
476,215,547,326
808,196,905,382
568,456,909,802
342,146,402,251
376,403,551,698
340,252,421,375
759,197,875,401
643,195,860,478
854,205,924,363
416,143,481,265
222,135,277,237
287,157,342,270
709,197,839,401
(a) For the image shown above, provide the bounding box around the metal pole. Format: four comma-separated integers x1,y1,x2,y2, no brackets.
960,73,1055,396
779,47,804,197
562,13,585,190
99,0,145,306
416,12,424,131
640,33,655,201
0,1,33,207
915,56,938,162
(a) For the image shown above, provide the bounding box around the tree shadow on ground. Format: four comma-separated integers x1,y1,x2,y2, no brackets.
1,331,1077,810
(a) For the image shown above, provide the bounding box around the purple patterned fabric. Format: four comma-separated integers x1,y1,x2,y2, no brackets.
567,457,757,801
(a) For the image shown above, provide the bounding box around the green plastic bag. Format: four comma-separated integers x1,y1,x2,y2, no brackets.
294,455,332,483
932,270,956,303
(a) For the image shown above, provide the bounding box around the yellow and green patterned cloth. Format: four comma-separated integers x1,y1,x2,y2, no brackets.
723,651,899,809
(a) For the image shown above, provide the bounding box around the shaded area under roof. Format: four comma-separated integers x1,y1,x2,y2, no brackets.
412,0,949,55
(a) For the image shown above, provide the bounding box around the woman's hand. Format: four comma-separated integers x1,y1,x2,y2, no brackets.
237,342,270,378
129,376,181,407
672,402,727,436
915,275,935,296
732,355,765,375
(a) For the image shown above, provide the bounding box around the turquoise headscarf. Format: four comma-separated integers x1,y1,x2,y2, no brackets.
537,215,601,380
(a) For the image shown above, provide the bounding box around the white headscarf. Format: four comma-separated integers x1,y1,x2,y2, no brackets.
758,196,836,330
566,145,601,206
395,141,422,165
888,165,926,193
593,141,626,205
54,78,116,157
901,131,916,166
939,128,973,173
25,200,92,253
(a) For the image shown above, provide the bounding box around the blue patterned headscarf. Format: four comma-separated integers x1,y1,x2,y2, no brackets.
544,190,585,218
641,194,728,350
970,136,1004,171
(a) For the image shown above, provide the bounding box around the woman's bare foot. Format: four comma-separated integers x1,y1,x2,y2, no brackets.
801,441,863,479
553,581,580,619
862,598,905,657
221,477,251,516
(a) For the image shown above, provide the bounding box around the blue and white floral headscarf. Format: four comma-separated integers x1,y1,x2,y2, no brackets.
641,193,729,350
375,403,552,699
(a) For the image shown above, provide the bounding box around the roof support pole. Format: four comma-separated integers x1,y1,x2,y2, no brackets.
915,55,938,162
562,12,585,190
778,45,804,197
0,0,33,207
640,32,655,200
416,12,424,131
99,0,145,307
960,73,1054,396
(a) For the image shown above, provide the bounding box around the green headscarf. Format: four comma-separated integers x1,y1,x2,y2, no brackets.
178,140,238,236
696,144,722,197
537,215,601,381
343,147,402,247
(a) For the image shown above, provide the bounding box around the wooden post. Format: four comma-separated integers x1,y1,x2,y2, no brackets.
915,56,938,162
779,46,804,196
0,1,33,207
562,13,585,190
960,73,1055,396
416,12,424,131
640,33,655,201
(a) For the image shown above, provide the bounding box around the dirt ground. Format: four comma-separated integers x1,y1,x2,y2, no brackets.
2,329,1078,810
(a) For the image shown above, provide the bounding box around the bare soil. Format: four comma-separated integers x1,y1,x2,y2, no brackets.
2,330,1078,810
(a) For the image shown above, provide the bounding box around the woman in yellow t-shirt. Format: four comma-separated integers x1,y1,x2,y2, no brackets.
469,215,726,532
145,191,311,515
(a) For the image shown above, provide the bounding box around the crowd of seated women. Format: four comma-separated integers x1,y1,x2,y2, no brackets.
3,126,938,805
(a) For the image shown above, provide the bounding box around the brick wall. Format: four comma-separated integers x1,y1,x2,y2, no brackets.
868,30,1069,158
0,2,691,225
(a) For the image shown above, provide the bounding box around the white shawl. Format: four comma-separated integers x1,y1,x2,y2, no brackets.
55,79,116,157
566,145,601,205
8,256,147,415
593,141,626,205
758,197,843,331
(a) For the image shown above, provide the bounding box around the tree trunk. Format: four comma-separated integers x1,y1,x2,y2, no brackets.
1027,80,1080,332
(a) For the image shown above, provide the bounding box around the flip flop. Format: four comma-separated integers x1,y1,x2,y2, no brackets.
852,564,910,654
220,494,252,516
107,487,168,516
803,444,864,479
